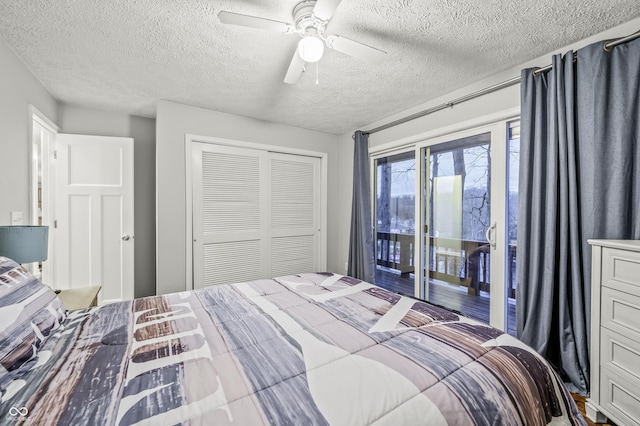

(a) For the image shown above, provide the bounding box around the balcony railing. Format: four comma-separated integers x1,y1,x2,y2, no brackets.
376,232,517,298
376,232,414,274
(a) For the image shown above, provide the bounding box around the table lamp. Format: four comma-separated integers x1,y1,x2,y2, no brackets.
0,226,49,263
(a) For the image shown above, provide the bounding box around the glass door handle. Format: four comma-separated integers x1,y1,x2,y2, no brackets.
485,222,497,250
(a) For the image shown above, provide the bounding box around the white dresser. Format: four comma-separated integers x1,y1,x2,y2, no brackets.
587,240,640,426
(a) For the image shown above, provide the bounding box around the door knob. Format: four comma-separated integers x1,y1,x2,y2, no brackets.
122,234,131,241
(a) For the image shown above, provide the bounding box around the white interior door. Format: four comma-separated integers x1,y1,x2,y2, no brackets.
54,134,134,304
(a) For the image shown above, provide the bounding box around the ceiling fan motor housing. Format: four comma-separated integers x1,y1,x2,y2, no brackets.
293,0,326,36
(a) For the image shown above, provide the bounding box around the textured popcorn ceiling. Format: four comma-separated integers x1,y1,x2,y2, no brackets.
1,0,638,134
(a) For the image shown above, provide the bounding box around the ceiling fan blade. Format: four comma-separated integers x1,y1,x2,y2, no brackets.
326,35,387,64
312,0,342,21
284,51,305,84
218,11,292,33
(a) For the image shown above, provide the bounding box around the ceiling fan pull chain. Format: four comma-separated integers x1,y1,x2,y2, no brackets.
316,61,319,85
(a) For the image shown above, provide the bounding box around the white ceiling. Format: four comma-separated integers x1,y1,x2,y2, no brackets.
1,0,638,135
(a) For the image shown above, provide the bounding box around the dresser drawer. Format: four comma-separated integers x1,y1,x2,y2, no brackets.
601,287,640,341
600,327,640,384
600,365,640,426
602,247,640,297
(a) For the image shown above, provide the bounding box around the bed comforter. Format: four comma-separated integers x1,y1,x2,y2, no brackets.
2,272,586,425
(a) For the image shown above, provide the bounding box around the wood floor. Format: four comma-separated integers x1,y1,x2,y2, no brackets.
572,393,615,426
375,267,517,336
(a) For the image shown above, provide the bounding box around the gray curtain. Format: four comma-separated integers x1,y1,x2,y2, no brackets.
348,130,376,283
518,52,588,394
576,38,640,306
517,36,640,395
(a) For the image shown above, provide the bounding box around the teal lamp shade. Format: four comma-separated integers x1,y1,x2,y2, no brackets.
0,226,49,263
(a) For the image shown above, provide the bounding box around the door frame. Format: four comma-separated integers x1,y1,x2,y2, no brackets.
184,134,328,290
28,107,135,301
29,105,59,283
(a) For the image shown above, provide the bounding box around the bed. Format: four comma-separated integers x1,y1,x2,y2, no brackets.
0,256,586,425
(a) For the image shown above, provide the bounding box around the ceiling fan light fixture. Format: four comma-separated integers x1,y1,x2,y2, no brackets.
298,36,324,62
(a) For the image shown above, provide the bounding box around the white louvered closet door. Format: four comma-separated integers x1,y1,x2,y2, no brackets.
192,143,322,288
269,153,321,277
192,143,269,288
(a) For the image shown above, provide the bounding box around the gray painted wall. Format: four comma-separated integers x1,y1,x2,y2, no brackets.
0,37,59,225
59,104,156,298
156,100,340,295
336,132,354,276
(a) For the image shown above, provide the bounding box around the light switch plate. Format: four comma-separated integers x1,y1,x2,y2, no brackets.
10,211,23,225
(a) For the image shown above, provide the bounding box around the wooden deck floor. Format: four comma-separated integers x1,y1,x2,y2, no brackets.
375,267,517,337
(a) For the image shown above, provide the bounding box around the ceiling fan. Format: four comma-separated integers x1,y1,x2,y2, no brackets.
218,0,387,84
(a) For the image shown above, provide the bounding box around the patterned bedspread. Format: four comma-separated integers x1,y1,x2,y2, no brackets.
2,273,586,425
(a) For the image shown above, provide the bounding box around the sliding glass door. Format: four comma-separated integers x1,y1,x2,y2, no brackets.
417,121,518,333
423,133,493,324
370,119,519,334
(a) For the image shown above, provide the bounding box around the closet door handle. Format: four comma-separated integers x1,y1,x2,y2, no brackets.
485,222,497,250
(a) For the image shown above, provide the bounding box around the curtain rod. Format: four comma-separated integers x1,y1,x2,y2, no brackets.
363,76,521,135
533,29,640,74
361,28,640,136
